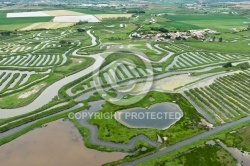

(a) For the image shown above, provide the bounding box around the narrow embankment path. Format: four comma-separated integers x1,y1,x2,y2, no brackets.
120,116,250,166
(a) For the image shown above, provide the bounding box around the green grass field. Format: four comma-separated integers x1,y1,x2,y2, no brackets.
0,23,30,30
70,8,120,14
166,14,246,21
156,144,237,166
220,125,250,152
165,14,250,31
161,21,201,31
0,13,53,25
185,41,250,53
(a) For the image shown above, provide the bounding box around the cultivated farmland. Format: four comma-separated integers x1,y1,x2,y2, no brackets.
167,52,250,71
0,3,249,166
185,72,250,124
53,15,100,23
95,14,132,20
0,70,49,95
0,54,67,67
20,22,75,30
0,13,53,25
43,10,85,16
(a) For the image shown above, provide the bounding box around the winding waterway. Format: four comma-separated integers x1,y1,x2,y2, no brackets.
1,29,249,166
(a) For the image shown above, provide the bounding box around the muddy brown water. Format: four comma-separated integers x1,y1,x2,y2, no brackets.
0,119,126,166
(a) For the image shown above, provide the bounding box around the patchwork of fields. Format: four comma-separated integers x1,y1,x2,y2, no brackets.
7,11,50,18
0,27,89,97
20,22,75,31
0,10,133,30
165,14,250,31
0,6,249,166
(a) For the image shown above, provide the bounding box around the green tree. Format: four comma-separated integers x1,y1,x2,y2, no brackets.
212,36,216,42
223,62,233,68
59,40,67,45
236,62,250,70
77,28,85,32
247,24,250,30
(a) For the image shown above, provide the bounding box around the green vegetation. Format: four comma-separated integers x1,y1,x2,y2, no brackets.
162,21,201,31
0,13,53,25
169,51,249,71
71,117,156,153
154,144,236,166
223,62,233,68
55,57,95,75
105,118,250,166
0,23,30,31
89,91,205,145
0,74,61,108
185,72,250,123
135,120,250,166
70,8,119,14
236,62,250,70
191,67,232,76
220,125,250,152
0,4,250,166
166,14,250,31
186,41,250,54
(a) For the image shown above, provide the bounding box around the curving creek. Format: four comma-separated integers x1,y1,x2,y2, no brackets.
0,29,222,119
0,54,104,118
0,31,160,162
1,30,250,165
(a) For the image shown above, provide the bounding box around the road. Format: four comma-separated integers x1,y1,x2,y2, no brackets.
120,116,250,166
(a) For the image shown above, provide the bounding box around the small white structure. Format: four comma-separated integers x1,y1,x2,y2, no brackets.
157,134,163,143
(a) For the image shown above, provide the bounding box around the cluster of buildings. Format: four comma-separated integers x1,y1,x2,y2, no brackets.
80,4,118,7
131,29,219,41
200,119,214,130
0,2,12,5
184,3,211,11
79,3,147,8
